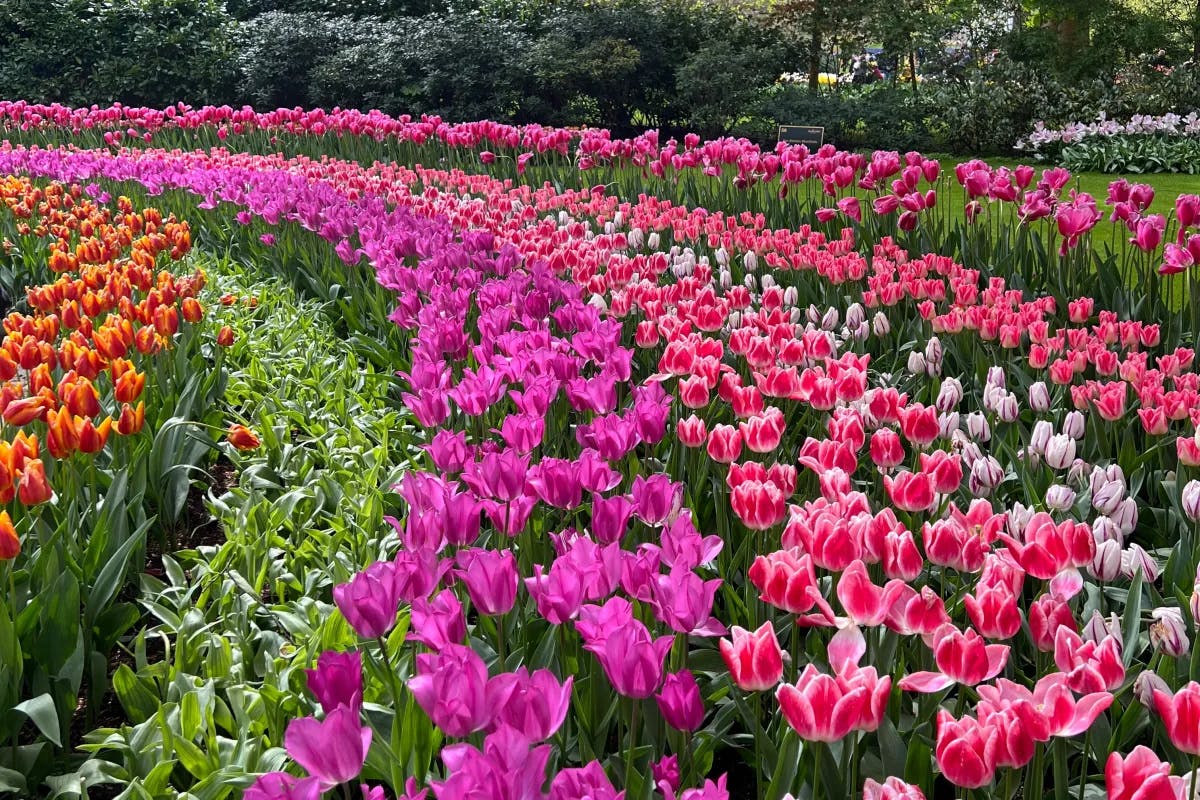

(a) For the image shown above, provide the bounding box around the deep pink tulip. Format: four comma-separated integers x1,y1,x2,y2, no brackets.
934,710,998,789
245,773,322,800
1106,747,1187,800
304,651,362,714
486,667,573,741
408,643,492,737
333,561,404,639
719,622,784,691
1153,681,1200,755
863,777,926,800
455,548,518,616
409,589,466,651
283,707,371,791
899,623,1008,693
656,670,705,731
777,664,869,742
585,618,672,699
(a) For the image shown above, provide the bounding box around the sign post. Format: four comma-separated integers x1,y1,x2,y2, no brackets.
777,125,825,149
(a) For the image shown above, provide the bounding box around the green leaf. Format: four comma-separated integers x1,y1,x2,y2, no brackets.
112,665,161,725
14,693,62,747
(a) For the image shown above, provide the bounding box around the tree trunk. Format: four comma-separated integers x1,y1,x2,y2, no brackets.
1194,0,1200,61
808,4,823,92
909,48,918,94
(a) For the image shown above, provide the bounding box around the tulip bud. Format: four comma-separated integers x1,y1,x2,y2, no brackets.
1150,607,1189,656
1045,484,1076,512
924,337,943,370
936,378,963,413
1183,480,1200,521
1092,515,1124,546
743,274,757,291
719,269,732,291
996,393,1019,423
907,351,927,375
1030,420,1053,455
872,312,890,337
1089,539,1123,581
1082,610,1122,644
1091,481,1125,516
628,228,644,249
961,441,984,469
1191,567,1200,627
853,322,870,341
1066,458,1091,488
1111,497,1138,535
965,412,990,443
1007,502,1035,538
821,307,839,331
1133,670,1171,707
846,304,865,329
1044,434,1076,470
938,412,960,440
1029,381,1051,412
783,287,799,307
760,274,776,291
647,232,660,250
744,251,758,273
969,456,1004,494
986,366,1006,389
1063,410,1086,440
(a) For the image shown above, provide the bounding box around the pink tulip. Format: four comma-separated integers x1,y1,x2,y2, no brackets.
283,707,371,791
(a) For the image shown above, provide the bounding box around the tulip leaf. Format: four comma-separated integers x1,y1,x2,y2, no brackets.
14,693,61,747
1122,569,1144,667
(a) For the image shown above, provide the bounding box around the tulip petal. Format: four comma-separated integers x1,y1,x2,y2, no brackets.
982,645,1010,682
1059,692,1114,736
1049,568,1084,600
898,671,955,693
828,625,866,674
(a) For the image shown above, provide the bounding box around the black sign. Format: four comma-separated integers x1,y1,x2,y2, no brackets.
778,125,825,149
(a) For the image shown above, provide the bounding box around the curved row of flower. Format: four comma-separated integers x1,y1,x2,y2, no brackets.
4,142,1200,799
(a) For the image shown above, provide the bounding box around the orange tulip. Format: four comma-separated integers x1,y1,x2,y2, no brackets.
134,326,160,355
76,416,112,454
216,326,235,347
181,297,203,323
45,408,80,459
116,401,145,436
65,380,101,419
92,326,128,360
30,362,53,396
17,459,52,505
11,431,38,470
114,368,146,403
3,395,49,426
227,424,261,451
153,305,180,338
0,512,18,560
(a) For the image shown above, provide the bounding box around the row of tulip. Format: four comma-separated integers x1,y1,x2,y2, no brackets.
4,136,1199,800
0,171,247,789
1,103,1198,320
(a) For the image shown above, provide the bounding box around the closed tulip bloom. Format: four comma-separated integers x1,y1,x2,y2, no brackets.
1029,381,1051,412
870,429,904,469
656,670,705,731
777,664,868,743
1029,592,1078,652
284,706,371,791
883,470,935,512
748,548,822,614
17,460,52,506
1154,682,1200,755
333,561,403,640
216,325,235,347
1105,747,1187,800
455,548,517,616
676,414,708,448
305,651,363,714
730,479,787,530
408,644,491,737
227,424,261,450
706,424,743,463
0,511,18,560
586,620,672,699
934,710,998,789
719,622,784,691
965,583,1022,640
1044,434,1076,470
486,668,573,741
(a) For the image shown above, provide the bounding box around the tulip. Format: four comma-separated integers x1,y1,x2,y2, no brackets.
486,668,573,741
408,644,491,737
305,650,363,715
1150,608,1189,657
934,710,998,789
899,624,1009,692
0,512,18,560
409,589,466,651
777,664,868,743
883,470,935,512
719,622,784,691
656,670,705,732
17,460,52,506
245,773,322,800
228,424,261,450
585,619,672,699
284,706,371,791
863,777,926,800
706,424,743,463
333,561,403,639
1106,747,1187,800
730,479,787,530
1154,682,1200,756
455,548,518,616
749,549,822,614
216,325,235,347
